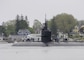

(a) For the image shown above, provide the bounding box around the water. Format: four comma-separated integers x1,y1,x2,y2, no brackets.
0,43,84,60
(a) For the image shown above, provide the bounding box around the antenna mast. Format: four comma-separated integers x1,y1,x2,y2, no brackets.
44,14,48,30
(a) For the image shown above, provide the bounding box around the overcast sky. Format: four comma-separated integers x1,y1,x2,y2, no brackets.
0,0,84,27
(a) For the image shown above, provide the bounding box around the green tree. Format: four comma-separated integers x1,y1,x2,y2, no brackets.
50,17,58,37
28,27,34,33
78,20,84,26
55,13,77,34
0,26,4,34
18,20,28,29
15,15,29,34
2,20,16,36
33,19,42,33
15,15,19,33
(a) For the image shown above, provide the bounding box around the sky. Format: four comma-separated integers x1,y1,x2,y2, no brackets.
0,0,84,27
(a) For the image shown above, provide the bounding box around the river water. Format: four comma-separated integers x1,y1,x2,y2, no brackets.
0,43,84,60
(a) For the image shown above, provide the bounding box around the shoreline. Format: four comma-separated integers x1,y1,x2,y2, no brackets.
12,42,84,46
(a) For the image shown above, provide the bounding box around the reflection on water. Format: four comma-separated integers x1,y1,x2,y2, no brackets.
0,44,84,60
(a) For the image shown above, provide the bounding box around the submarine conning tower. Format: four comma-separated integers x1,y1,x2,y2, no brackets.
41,14,52,44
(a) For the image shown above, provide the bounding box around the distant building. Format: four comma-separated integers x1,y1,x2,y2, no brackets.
72,25,79,33
79,25,84,33
17,29,31,35
27,34,41,42
8,35,28,42
70,25,84,37
8,29,31,42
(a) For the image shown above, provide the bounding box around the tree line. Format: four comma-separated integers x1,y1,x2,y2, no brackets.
0,13,82,37
48,13,77,37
